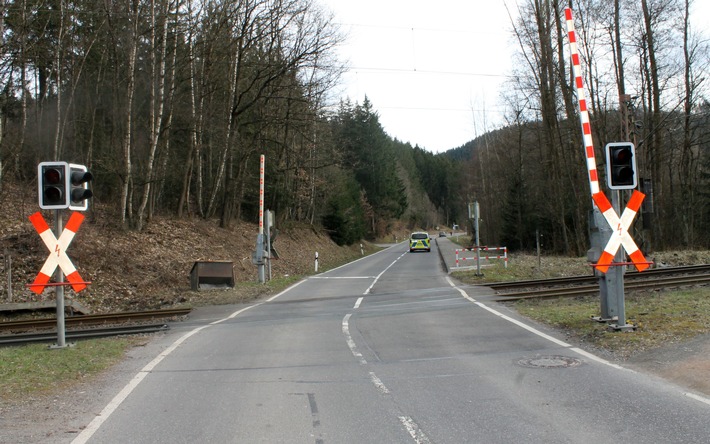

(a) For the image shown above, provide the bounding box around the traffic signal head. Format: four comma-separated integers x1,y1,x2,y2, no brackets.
69,164,93,211
38,161,69,209
605,143,638,190
37,161,93,211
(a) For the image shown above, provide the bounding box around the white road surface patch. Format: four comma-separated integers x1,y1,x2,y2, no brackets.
399,416,432,444
369,372,391,394
342,313,367,365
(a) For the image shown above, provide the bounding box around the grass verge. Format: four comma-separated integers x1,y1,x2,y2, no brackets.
513,288,710,359
0,337,143,401
451,248,710,360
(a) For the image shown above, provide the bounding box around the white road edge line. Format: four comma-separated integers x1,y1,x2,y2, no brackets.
445,277,629,369
685,392,710,406
447,277,710,406
310,276,376,279
317,243,397,275
71,279,307,444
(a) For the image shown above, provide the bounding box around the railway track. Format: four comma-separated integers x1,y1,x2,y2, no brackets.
0,324,170,346
486,264,710,291
0,308,192,346
0,307,192,334
485,264,710,301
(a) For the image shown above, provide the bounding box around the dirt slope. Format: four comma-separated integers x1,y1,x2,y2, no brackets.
0,181,386,315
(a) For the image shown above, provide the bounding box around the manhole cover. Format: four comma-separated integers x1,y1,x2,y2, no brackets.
517,355,582,369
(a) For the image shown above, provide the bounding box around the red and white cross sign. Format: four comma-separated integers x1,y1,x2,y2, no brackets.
29,211,87,294
592,191,650,273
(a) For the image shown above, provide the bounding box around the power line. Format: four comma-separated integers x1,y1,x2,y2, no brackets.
347,67,514,79
376,105,506,113
334,22,513,37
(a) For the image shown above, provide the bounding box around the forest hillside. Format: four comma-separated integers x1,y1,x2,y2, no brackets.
0,180,415,315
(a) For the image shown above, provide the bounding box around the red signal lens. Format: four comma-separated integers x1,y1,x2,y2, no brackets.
44,168,63,184
613,148,631,163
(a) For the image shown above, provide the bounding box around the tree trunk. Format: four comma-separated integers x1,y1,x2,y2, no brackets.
137,0,170,231
178,7,201,218
678,0,700,245
641,0,663,247
121,0,140,225
52,0,65,160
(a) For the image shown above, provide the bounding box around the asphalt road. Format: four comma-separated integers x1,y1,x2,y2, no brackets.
73,240,710,443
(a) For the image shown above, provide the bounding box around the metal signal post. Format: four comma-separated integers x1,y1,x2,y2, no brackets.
53,211,68,348
33,161,93,348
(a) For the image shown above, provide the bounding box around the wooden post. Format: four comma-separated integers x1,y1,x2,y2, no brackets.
4,250,11,302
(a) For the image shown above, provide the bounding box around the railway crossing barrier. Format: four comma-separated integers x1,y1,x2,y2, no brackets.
565,7,651,331
455,247,508,269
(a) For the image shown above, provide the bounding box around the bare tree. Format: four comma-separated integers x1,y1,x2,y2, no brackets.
118,0,141,224
136,0,174,230
676,0,706,244
0,0,5,189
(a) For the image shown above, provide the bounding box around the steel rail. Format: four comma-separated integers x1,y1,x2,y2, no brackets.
0,308,191,333
0,324,170,346
486,275,595,290
484,264,710,291
492,273,710,301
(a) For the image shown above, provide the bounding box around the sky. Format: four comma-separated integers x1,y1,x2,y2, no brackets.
319,0,710,154
319,0,521,153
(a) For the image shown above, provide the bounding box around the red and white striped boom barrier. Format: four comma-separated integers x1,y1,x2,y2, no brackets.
565,7,649,273
455,247,508,269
